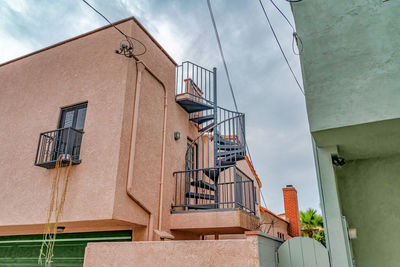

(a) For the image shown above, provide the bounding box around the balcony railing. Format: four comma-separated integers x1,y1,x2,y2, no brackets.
176,61,215,106
35,127,84,169
172,166,256,215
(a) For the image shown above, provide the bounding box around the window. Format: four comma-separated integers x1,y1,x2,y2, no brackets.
278,232,285,240
185,138,197,171
54,103,87,161
58,103,87,130
235,173,243,206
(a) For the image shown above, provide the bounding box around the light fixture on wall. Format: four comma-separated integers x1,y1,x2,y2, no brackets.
332,155,346,166
174,131,181,141
56,226,66,233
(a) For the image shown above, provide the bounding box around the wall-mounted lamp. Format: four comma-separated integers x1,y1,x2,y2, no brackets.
57,226,66,233
174,131,181,141
332,155,345,166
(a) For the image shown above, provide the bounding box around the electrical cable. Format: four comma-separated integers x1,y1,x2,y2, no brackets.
206,0,255,165
268,0,303,55
207,0,270,210
81,0,146,56
261,190,268,209
258,0,304,95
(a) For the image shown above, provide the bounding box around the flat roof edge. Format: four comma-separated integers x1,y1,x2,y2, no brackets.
0,16,177,68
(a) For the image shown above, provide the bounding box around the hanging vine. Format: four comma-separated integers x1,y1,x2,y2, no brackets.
38,154,72,266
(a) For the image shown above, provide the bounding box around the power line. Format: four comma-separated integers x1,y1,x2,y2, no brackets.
206,0,254,165
268,0,303,55
258,0,305,95
261,189,268,209
81,0,146,56
269,0,295,31
206,0,268,209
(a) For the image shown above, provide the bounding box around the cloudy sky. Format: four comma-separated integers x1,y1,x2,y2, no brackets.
0,0,319,214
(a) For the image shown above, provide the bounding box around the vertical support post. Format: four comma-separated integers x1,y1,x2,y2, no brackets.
313,142,353,267
65,128,71,160
233,167,237,209
213,67,218,167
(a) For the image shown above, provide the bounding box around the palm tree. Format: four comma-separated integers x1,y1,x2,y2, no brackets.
300,208,323,238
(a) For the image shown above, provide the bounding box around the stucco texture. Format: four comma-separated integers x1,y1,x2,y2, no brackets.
292,0,400,132
0,17,264,240
84,239,259,267
336,155,400,266
0,18,185,236
83,232,282,267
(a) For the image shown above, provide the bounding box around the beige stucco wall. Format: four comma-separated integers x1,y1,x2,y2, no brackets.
0,18,197,238
0,17,266,241
84,236,260,267
0,21,132,234
83,231,283,267
259,211,290,241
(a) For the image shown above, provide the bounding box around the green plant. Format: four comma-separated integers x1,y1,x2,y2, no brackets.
313,229,326,247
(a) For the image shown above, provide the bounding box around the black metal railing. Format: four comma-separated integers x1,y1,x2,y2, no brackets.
172,166,256,215
35,127,84,169
176,61,215,106
185,111,246,171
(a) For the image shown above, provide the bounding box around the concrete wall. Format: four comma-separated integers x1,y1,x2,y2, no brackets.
0,18,194,238
292,1,400,265
0,20,133,233
0,17,266,241
291,0,400,132
83,231,282,267
336,155,400,266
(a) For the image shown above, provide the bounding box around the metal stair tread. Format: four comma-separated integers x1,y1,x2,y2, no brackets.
185,192,215,200
215,135,237,145
216,150,246,157
202,166,232,181
176,98,213,113
217,154,246,166
186,204,217,209
189,114,214,124
199,122,215,132
217,144,244,151
190,180,215,191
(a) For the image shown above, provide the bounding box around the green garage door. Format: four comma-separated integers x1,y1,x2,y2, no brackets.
0,231,132,266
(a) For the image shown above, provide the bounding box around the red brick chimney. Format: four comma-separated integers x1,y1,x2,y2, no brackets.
283,185,301,237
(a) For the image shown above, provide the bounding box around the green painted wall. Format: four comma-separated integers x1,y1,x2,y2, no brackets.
292,0,400,265
257,232,282,267
291,0,400,133
0,231,132,266
336,156,400,266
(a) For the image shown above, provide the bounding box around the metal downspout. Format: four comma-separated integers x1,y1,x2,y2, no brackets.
126,58,168,240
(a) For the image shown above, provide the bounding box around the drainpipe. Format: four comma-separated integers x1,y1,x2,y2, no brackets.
126,58,168,240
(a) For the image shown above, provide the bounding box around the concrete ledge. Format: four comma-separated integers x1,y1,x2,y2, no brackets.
170,210,259,234
84,238,259,267
83,231,283,267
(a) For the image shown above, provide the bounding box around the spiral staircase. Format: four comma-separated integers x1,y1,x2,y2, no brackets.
172,62,255,215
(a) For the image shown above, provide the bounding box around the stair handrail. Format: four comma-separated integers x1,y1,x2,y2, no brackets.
180,79,214,106
185,112,245,163
180,61,214,72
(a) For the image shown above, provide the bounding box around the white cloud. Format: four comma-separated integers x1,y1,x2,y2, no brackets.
0,31,33,63
3,0,28,13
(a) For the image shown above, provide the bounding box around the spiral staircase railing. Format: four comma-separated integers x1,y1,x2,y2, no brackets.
173,61,255,215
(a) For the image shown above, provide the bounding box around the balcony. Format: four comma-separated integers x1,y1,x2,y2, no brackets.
34,127,84,169
172,166,256,215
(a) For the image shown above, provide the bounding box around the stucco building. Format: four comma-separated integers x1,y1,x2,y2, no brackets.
291,0,400,266
0,17,300,266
